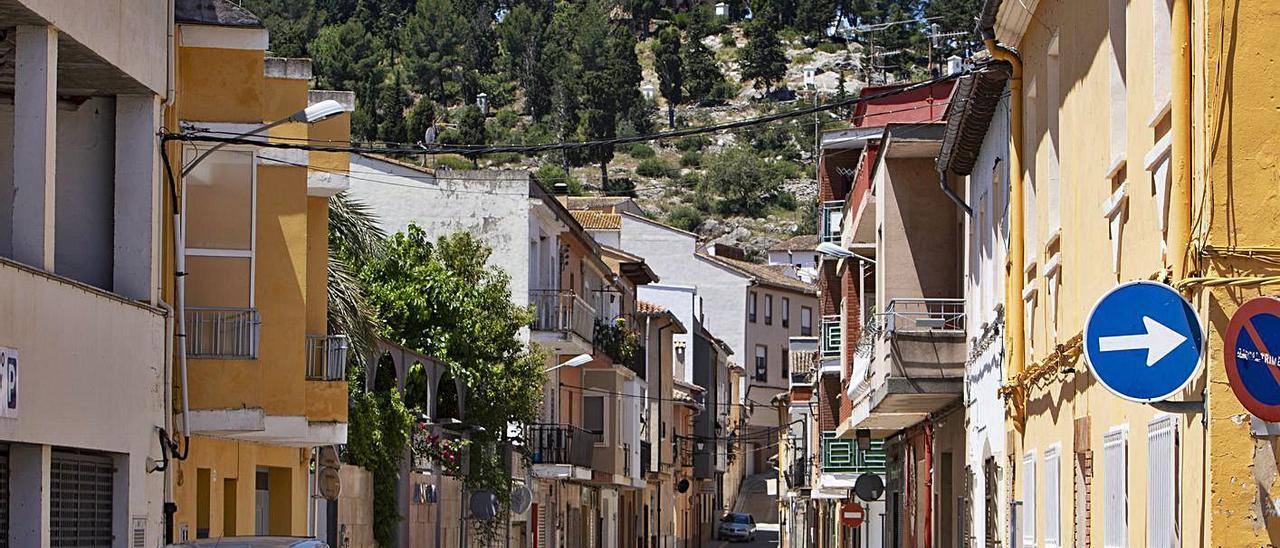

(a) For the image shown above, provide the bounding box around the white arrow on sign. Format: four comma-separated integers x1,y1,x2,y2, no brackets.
1098,316,1188,366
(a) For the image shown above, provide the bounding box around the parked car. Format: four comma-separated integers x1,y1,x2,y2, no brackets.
717,512,757,542
167,537,328,548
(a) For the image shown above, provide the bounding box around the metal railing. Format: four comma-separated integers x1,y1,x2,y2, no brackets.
530,290,597,343
640,440,653,473
787,456,812,488
185,307,260,359
882,298,966,334
820,432,886,474
820,315,842,358
789,349,818,386
526,424,599,468
306,334,349,381
820,200,846,243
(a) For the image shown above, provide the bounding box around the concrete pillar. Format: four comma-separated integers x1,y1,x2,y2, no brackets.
10,443,51,548
113,95,161,301
12,25,57,270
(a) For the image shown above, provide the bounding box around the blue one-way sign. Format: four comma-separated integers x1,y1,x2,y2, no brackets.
1083,280,1204,402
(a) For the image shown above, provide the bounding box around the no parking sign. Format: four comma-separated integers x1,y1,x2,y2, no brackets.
1225,297,1280,421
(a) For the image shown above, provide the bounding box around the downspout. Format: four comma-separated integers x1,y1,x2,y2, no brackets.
938,167,973,216
979,3,1025,426
1169,0,1193,278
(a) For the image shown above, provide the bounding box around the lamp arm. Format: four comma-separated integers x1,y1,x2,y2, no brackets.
181,118,289,176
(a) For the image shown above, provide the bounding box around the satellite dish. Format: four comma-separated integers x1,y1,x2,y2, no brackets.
676,479,691,493
318,446,340,469
318,467,342,501
511,485,533,514
470,490,498,520
854,473,885,502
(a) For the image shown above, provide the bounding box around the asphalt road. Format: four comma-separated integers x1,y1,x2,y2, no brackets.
709,522,780,548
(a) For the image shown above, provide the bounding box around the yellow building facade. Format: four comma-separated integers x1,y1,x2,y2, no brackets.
164,7,353,540
988,0,1280,545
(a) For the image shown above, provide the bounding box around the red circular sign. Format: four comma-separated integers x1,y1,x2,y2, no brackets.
1224,297,1280,421
841,501,865,528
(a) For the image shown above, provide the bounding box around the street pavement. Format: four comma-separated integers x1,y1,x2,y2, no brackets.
709,522,780,548
710,472,780,547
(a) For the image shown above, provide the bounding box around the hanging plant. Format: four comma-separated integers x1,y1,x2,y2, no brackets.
412,422,471,476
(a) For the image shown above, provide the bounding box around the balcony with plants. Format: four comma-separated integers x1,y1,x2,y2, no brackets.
593,316,644,379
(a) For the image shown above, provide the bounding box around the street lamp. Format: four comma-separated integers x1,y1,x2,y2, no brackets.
476,93,489,116
546,353,592,373
816,242,876,264
182,99,346,175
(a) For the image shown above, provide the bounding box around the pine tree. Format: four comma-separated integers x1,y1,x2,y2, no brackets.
682,35,726,104
310,19,385,92
498,3,552,117
653,26,684,129
241,0,323,58
739,17,788,93
402,0,468,104
924,0,982,59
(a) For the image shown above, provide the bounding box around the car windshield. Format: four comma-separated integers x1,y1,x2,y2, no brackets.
722,513,752,524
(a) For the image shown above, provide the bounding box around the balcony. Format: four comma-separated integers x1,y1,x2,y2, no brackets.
594,317,645,378
789,349,818,387
527,423,599,468
883,298,965,334
306,334,349,381
530,290,597,351
820,315,841,360
640,440,653,474
185,307,260,359
820,432,886,475
786,456,812,489
820,200,846,243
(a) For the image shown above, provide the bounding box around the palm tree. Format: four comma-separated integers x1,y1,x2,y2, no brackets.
328,192,385,383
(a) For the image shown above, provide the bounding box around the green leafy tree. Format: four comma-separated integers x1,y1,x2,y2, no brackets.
311,19,386,91
359,227,546,545
682,35,726,104
652,26,684,129
402,0,468,104
376,82,413,144
242,0,324,57
497,3,552,117
704,145,785,215
792,0,838,36
923,0,981,59
738,18,788,93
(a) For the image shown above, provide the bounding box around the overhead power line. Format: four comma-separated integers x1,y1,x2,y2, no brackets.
161,70,967,156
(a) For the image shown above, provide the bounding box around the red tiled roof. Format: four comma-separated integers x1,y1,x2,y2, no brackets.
637,300,668,313
570,211,622,230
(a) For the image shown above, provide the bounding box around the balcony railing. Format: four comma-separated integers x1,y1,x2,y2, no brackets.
883,298,965,335
594,317,644,378
787,456,812,489
820,200,846,243
820,432,886,474
530,290,597,343
789,349,818,386
820,315,842,359
306,334,349,381
526,423,599,468
186,307,260,359
640,440,653,474
675,436,695,468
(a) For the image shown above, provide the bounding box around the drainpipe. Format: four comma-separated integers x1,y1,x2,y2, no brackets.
1169,0,1193,278
923,420,934,548
938,168,973,217
980,10,1025,421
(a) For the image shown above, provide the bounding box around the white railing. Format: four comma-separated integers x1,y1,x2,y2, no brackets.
306,334,349,381
883,298,965,334
820,201,846,243
820,315,842,358
530,289,598,343
185,307,260,359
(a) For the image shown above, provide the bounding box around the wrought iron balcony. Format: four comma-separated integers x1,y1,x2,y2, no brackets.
530,289,597,343
526,423,599,468
185,307,260,359
786,456,812,489
640,440,653,474
820,432,886,474
820,315,842,359
306,334,349,381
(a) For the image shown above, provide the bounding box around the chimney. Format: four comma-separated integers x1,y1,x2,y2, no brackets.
553,182,569,195
947,55,964,75
708,243,747,261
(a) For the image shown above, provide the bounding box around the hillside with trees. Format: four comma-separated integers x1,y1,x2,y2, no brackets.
245,0,978,257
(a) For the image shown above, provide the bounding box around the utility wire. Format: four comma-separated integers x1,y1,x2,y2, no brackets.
161,70,966,155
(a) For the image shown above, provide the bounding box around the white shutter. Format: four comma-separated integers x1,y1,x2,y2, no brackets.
1147,415,1179,548
1045,445,1062,548
1023,451,1036,547
1104,427,1129,548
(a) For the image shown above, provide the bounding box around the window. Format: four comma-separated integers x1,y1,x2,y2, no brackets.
1047,32,1061,235
782,297,791,328
1022,451,1036,546
584,395,606,438
1147,415,1179,547
754,345,767,382
1103,426,1128,547
1044,445,1061,548
801,307,813,336
748,292,758,323
781,346,789,376
1108,0,1128,166
764,295,774,325
51,450,115,546
183,148,256,309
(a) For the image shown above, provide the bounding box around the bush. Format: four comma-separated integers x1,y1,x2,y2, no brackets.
679,151,703,167
675,135,712,152
483,152,523,166
434,154,474,170
534,164,584,195
704,145,783,216
626,143,657,159
815,42,845,54
720,34,737,48
603,177,637,197
636,157,677,178
667,205,705,232
677,171,702,188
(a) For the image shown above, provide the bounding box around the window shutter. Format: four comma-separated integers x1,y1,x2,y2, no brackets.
1045,445,1061,548
1103,427,1128,548
1023,451,1036,546
1147,416,1179,548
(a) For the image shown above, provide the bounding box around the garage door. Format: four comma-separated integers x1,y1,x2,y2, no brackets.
0,444,8,548
51,449,115,547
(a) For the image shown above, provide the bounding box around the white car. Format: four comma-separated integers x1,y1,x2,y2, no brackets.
717,512,757,542
167,537,329,548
